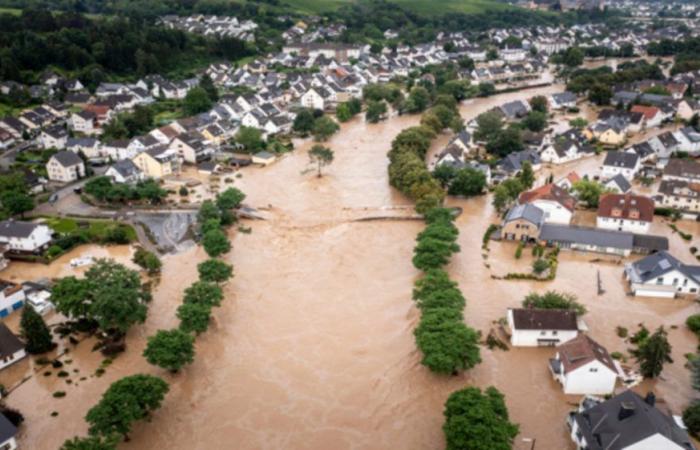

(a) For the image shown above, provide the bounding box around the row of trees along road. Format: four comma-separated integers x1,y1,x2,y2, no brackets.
60,187,244,448
384,92,517,447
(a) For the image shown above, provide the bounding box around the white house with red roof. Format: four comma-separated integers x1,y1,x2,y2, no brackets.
549,334,620,395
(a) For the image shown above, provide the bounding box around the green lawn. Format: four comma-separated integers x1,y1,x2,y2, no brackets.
0,7,21,15
44,217,138,242
276,0,509,14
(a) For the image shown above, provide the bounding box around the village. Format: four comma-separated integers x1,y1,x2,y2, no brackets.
2,1,700,449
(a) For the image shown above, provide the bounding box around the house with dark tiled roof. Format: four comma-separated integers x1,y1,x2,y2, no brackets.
507,308,581,347
0,322,25,371
597,193,654,233
570,390,696,450
46,151,85,183
625,251,700,298
549,334,620,395
0,220,52,253
602,151,640,180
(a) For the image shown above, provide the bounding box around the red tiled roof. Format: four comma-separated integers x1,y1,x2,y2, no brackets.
558,334,617,374
630,105,660,120
597,193,654,223
518,183,576,212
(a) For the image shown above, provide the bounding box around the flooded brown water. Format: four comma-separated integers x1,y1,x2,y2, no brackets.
3,84,700,450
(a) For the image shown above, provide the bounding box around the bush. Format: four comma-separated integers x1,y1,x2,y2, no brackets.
132,247,162,275
514,242,523,259
687,314,700,336
179,186,189,196
532,258,549,274
46,245,64,259
522,291,586,316
684,402,700,437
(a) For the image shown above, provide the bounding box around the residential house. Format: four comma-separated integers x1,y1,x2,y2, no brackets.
497,150,541,175
538,224,667,257
507,308,581,347
70,110,99,135
66,137,102,160
0,280,25,318
549,91,577,110
676,98,700,121
435,145,465,168
170,132,214,164
624,251,700,298
252,151,277,166
556,171,582,191
499,100,530,121
131,145,180,179
39,125,68,150
0,129,14,151
0,323,26,372
658,179,700,214
603,174,632,194
549,334,620,395
630,105,663,129
449,130,472,154
540,138,591,165
585,119,627,146
601,151,640,181
46,151,86,183
0,220,52,253
596,193,654,233
300,87,328,110
501,204,545,242
0,412,18,449
663,158,700,183
569,390,696,450
518,183,576,224
105,159,144,184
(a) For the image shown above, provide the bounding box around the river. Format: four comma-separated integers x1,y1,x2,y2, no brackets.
3,82,699,450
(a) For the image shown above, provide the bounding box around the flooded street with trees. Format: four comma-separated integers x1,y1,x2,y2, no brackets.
3,84,700,450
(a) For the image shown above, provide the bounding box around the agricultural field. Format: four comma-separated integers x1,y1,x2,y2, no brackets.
276,0,509,15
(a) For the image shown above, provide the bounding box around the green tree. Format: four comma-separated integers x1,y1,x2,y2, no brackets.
687,314,700,336
573,180,607,208
683,402,700,437
143,329,195,373
405,86,431,113
336,103,353,122
132,247,161,275
199,74,218,102
413,237,460,271
177,302,212,335
365,100,387,123
183,281,223,308
477,83,496,97
183,87,213,116
198,200,221,224
448,168,486,197
202,229,231,257
432,164,457,188
588,83,612,106
474,111,503,142
561,47,584,67
522,291,586,315
20,306,54,354
692,358,700,391
532,258,550,274
443,386,519,450
216,187,246,210
51,276,91,320
486,126,523,157
86,260,148,334
1,190,33,218
347,98,362,115
519,161,535,190
312,116,339,142
308,144,334,177
86,374,169,440
60,435,118,450
523,110,547,132
415,311,481,374
197,259,233,283
235,126,265,152
529,95,548,113
635,327,673,378
293,108,315,135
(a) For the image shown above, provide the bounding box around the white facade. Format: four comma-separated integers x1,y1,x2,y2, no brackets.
570,422,687,450
0,284,25,318
552,358,618,395
626,268,700,298
0,436,18,450
0,223,52,253
506,310,579,347
46,157,86,183
528,199,572,225
0,347,26,372
596,215,651,233
301,88,325,110
602,159,641,180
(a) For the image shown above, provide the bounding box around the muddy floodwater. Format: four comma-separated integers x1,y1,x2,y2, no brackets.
4,83,700,450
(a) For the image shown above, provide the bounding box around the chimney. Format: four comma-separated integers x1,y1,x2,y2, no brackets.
618,401,636,421
644,392,656,407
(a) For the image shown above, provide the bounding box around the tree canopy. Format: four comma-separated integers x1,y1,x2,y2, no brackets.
143,329,195,372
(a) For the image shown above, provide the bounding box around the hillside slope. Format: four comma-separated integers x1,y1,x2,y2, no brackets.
277,0,513,15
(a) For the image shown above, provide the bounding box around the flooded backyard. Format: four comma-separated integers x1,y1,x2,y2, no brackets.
2,83,700,450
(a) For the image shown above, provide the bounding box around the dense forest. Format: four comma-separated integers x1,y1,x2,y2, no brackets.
0,8,256,84
648,37,700,74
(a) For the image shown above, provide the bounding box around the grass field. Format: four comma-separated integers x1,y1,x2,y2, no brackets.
276,0,510,15
0,7,21,15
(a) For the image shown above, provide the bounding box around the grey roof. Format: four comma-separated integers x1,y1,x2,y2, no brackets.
0,412,17,444
552,91,577,104
0,322,24,360
574,390,695,450
632,234,669,252
539,224,634,250
499,150,541,173
499,100,529,119
51,150,83,167
605,174,631,193
505,203,545,226
603,151,639,169
626,251,699,284
109,159,140,178
0,220,43,238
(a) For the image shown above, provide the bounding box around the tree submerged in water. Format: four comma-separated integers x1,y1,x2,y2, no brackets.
308,145,334,177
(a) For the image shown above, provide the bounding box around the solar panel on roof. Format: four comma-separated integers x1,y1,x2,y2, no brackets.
659,259,671,270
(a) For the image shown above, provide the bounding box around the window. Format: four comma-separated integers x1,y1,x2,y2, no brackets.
552,331,558,336
540,331,546,336
589,368,598,372
657,277,664,285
